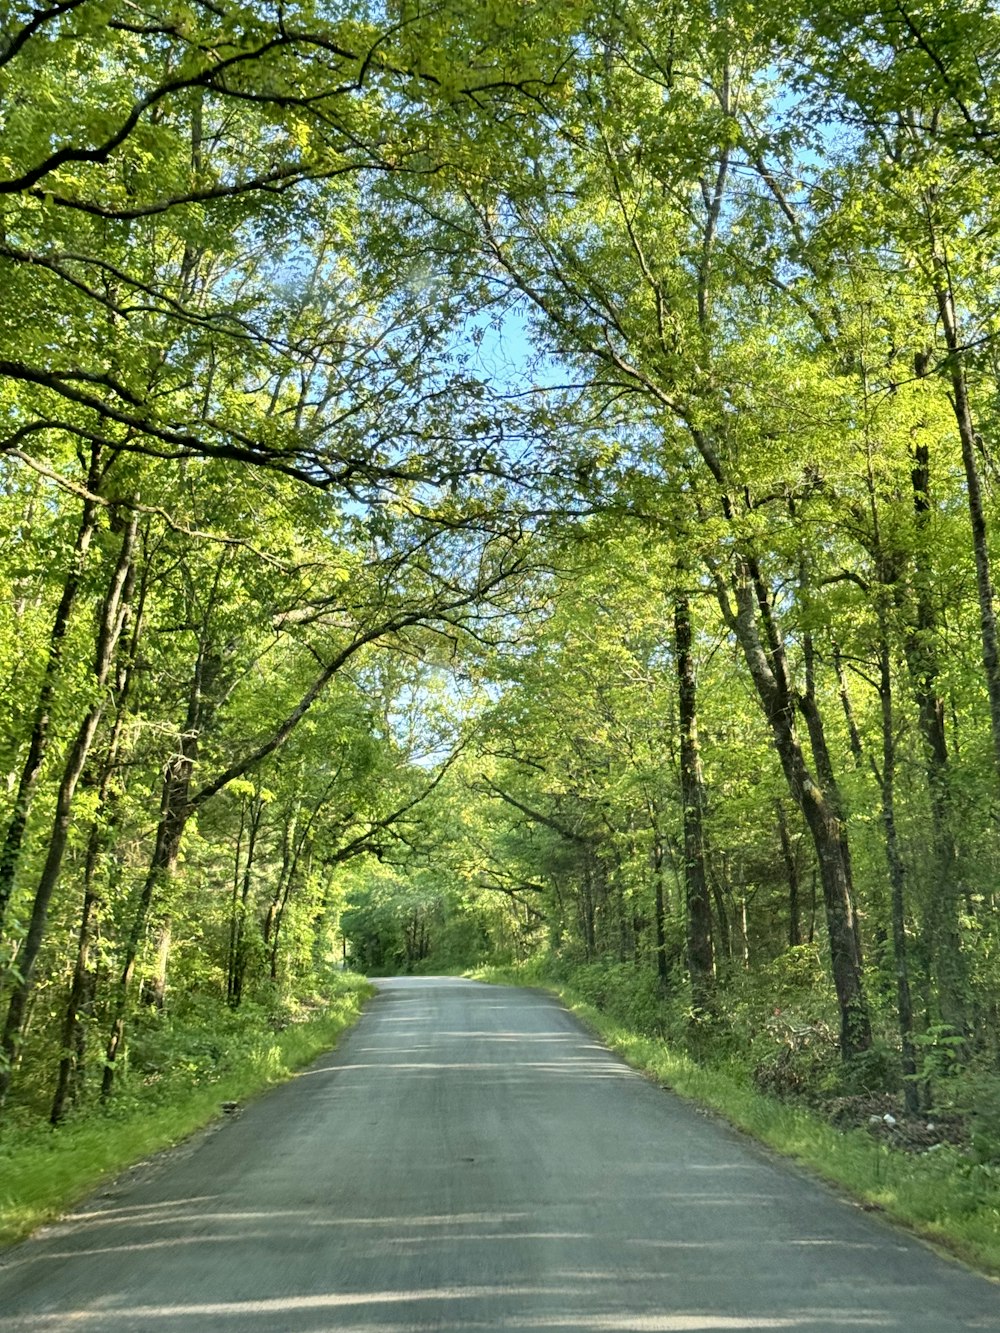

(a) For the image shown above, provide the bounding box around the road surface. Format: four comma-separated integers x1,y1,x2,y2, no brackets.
0,976,997,1331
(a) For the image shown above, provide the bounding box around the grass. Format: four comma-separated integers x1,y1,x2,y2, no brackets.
470,964,1000,1279
0,977,374,1248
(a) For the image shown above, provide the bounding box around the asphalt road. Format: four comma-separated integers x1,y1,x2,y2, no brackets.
0,977,998,1332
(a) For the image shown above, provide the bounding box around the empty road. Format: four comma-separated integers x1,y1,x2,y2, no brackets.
0,977,997,1331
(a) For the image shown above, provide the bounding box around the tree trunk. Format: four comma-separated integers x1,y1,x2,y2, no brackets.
833,645,865,766
229,801,262,1008
776,800,801,948
710,879,731,962
904,354,969,1037
102,794,188,1100
269,866,297,983
101,638,213,1099
934,268,1000,784
50,830,104,1124
876,636,920,1114
718,559,872,1058
800,632,863,964
674,592,714,1009
267,801,324,982
651,837,669,988
0,444,103,940
141,919,172,1009
0,507,136,1108
51,545,146,1124
580,862,596,960
226,799,247,1006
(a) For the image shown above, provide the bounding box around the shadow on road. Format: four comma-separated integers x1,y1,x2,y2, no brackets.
0,979,997,1332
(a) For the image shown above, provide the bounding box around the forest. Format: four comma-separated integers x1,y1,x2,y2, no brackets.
2,0,1000,1189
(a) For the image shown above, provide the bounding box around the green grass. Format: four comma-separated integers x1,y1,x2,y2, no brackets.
0,978,373,1248
470,964,1000,1278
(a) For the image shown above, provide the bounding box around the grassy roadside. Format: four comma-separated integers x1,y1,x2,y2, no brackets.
0,976,374,1249
471,965,1000,1279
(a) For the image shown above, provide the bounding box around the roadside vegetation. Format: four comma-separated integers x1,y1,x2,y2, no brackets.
0,972,371,1247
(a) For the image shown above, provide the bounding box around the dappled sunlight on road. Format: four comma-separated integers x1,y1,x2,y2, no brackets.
435,1031,594,1039
0,1290,919,1331
0,1191,968,1331
0,1285,587,1322
327,1059,638,1077
1,979,997,1333
506,1317,898,1330
356,1032,605,1046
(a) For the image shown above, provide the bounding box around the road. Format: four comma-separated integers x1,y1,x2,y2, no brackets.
0,976,997,1331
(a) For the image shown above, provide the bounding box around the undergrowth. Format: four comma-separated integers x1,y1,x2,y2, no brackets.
0,972,373,1248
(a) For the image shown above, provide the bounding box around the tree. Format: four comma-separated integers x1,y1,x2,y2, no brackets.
399,1,875,1054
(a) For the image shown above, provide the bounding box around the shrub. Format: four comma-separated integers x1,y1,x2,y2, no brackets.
751,1013,841,1105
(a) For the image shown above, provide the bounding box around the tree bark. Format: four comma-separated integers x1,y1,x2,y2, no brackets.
100,636,213,1099
50,543,146,1124
934,266,1000,784
0,443,103,940
0,507,136,1108
226,798,248,1005
141,919,172,1009
266,815,298,983
776,800,801,948
674,592,714,1009
228,799,262,1008
650,834,670,988
876,636,920,1113
101,780,190,1100
906,339,970,1036
800,632,863,964
716,558,872,1058
49,827,105,1124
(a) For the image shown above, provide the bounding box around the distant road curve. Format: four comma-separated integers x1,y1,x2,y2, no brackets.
0,976,997,1331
